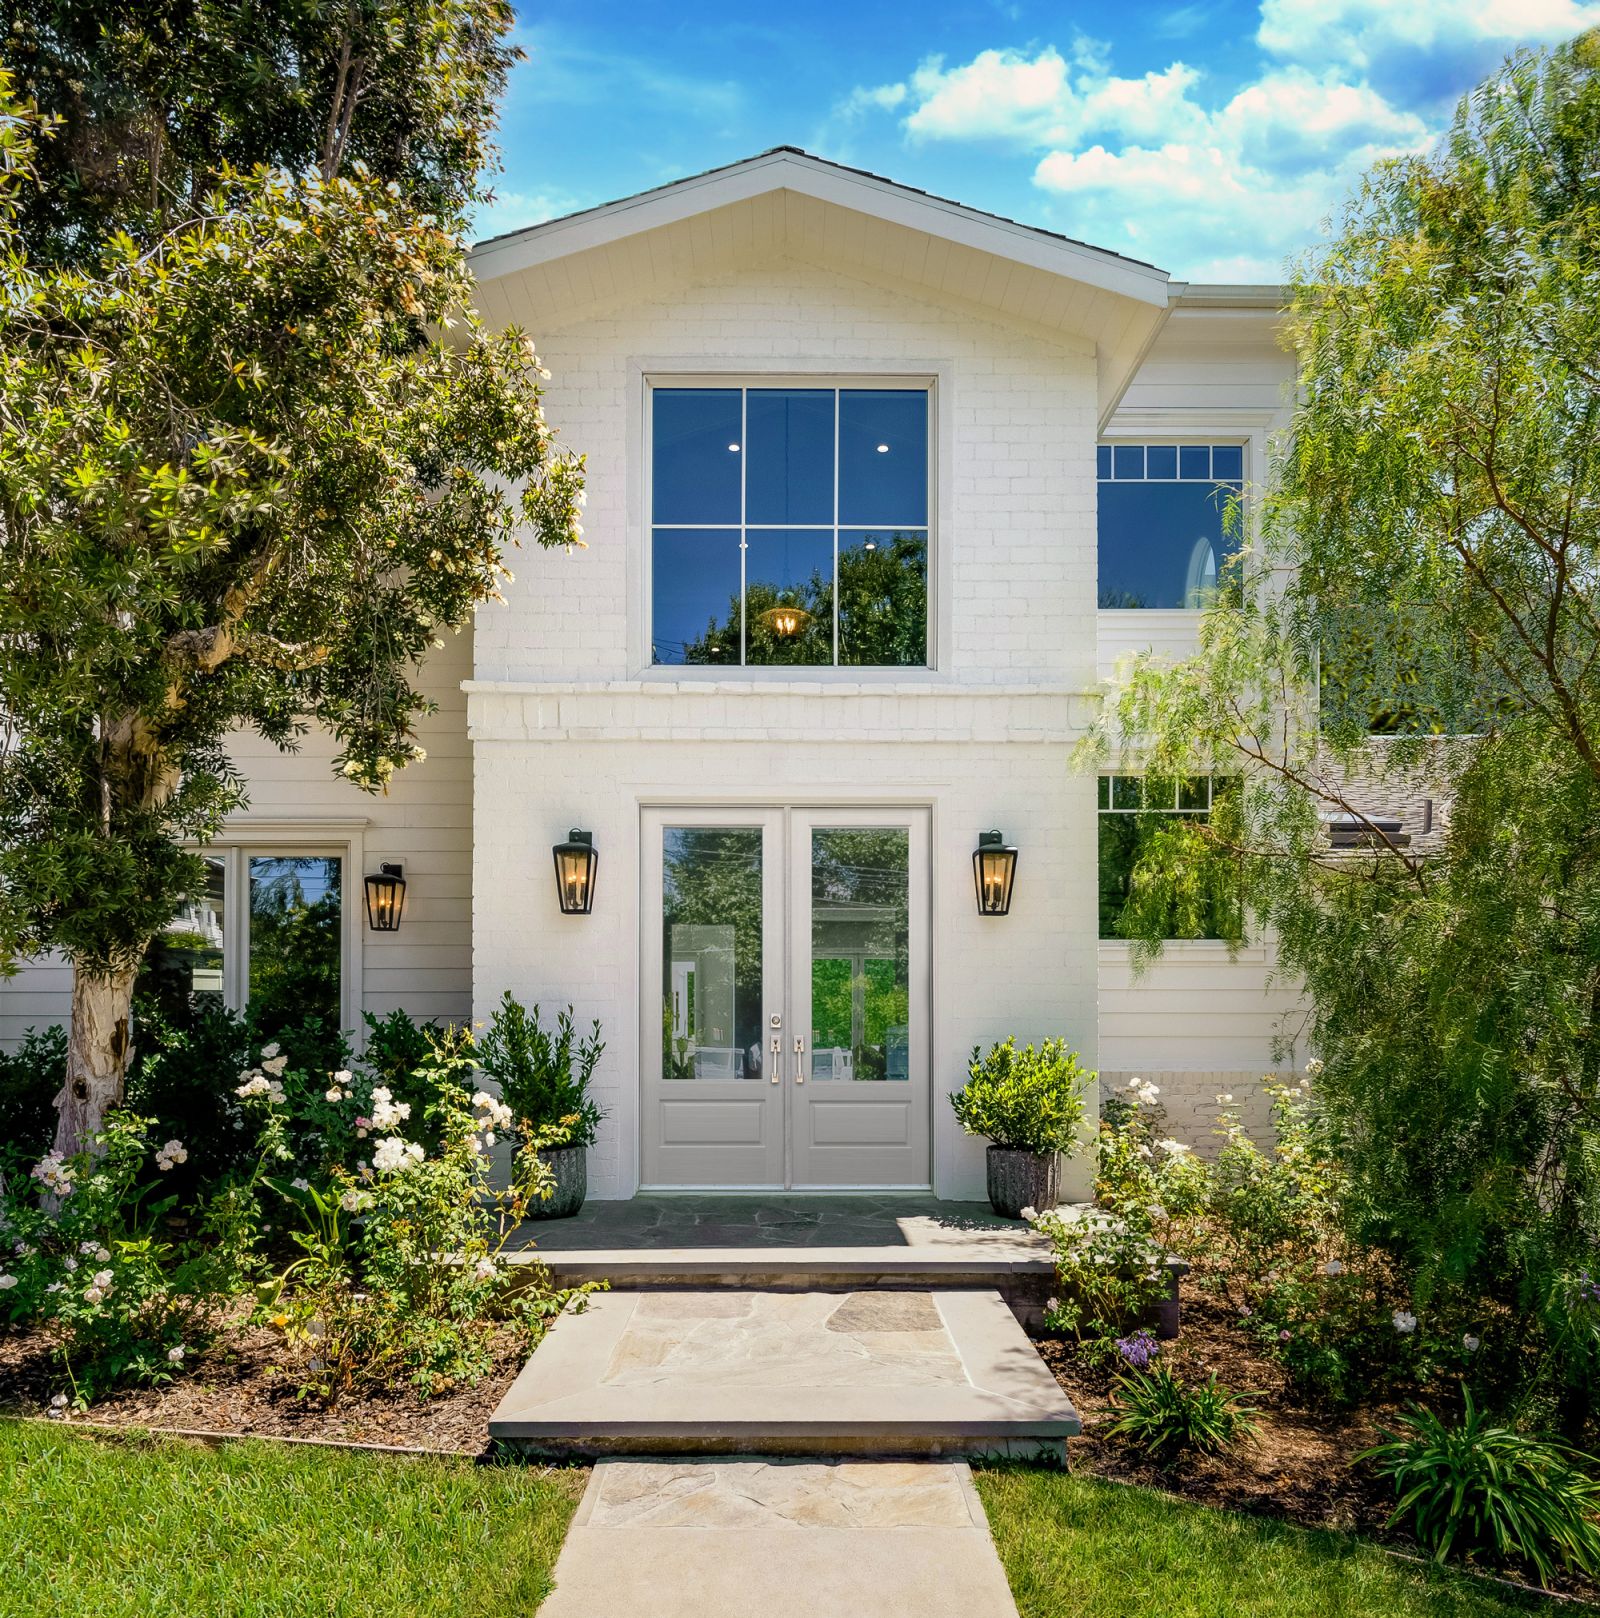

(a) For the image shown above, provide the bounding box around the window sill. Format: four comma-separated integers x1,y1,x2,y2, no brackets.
1098,938,1269,964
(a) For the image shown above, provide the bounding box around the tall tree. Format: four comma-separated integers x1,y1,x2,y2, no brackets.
0,8,585,1156
1092,32,1600,1427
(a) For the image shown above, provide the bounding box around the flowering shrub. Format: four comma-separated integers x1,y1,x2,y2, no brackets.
252,1029,588,1399
0,1114,261,1402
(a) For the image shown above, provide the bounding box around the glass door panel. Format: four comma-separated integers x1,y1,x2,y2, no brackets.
790,809,930,1188
642,810,785,1187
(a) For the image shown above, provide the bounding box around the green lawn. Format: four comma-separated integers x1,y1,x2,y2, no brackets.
975,1469,1553,1618
1,1420,584,1618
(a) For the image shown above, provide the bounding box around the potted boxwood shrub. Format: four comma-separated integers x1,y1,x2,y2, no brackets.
476,991,605,1219
950,1037,1090,1218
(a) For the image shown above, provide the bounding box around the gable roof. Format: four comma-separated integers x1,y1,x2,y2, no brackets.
467,147,1192,423
471,146,1169,305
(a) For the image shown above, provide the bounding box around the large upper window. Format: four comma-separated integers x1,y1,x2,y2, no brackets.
1097,443,1244,610
650,384,930,667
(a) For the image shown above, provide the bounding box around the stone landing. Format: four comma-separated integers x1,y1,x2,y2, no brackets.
535,1458,1021,1618
488,1288,1077,1460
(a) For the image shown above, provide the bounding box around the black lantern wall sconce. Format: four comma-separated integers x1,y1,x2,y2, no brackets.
553,829,598,914
973,830,1018,916
364,863,407,931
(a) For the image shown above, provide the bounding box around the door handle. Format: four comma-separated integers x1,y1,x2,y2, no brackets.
794,1035,806,1083
769,1034,782,1084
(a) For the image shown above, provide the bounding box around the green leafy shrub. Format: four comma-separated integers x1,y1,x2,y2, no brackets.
950,1038,1089,1155
251,1030,588,1399
1108,1362,1260,1462
0,1114,262,1402
476,992,605,1149
126,1000,256,1189
359,1008,464,1155
1360,1393,1600,1584
0,1024,66,1159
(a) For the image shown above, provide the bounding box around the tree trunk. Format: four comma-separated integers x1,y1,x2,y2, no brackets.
53,965,140,1157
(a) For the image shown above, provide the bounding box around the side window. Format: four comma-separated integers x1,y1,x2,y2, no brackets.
650,384,930,668
1098,775,1239,941
1096,443,1244,610
137,849,346,1036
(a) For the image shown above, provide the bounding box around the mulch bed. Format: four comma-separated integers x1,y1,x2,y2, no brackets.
0,1310,522,1454
1035,1283,1396,1537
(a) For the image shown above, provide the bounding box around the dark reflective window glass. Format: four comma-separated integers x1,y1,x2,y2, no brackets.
1096,444,1113,479
839,391,926,525
1098,444,1244,610
838,530,926,667
746,390,834,524
745,529,834,666
249,855,341,1037
1113,444,1145,479
651,529,742,665
652,389,742,523
1212,444,1244,481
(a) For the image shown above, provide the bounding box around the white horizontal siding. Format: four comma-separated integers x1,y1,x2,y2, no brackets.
0,628,474,1050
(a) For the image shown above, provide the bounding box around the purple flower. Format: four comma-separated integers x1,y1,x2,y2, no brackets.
1116,1329,1158,1370
1279,1329,1291,1341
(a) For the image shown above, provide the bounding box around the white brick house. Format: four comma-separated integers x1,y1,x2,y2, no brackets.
2,149,1312,1200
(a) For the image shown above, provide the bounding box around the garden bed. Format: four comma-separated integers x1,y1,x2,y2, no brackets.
0,1308,526,1454
1034,1282,1395,1534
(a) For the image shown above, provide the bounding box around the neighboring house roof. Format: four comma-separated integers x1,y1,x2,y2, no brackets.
468,147,1278,425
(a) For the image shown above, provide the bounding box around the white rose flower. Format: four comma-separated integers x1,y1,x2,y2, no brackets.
1322,1259,1344,1277
1304,1057,1325,1078
1392,1310,1418,1334
324,1087,344,1103
0,1274,16,1290
1463,1334,1480,1353
1156,1139,1190,1156
91,1269,114,1290
260,1042,281,1060
84,1286,104,1304
63,1257,77,1273
1018,1205,1038,1223
332,1070,353,1087
167,1345,185,1364
473,1257,497,1281
262,1055,289,1077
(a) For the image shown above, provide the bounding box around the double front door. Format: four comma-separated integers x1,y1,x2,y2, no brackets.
642,807,931,1189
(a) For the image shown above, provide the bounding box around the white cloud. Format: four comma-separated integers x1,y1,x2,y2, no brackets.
471,189,586,245
1257,0,1600,73
845,7,1489,280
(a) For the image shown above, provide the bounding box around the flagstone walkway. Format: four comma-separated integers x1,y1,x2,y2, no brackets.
537,1457,1022,1618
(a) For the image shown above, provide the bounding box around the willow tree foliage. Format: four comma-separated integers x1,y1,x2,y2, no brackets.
1092,34,1600,1428
0,7,585,1157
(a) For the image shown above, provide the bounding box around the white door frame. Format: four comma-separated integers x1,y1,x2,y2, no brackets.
638,802,933,1191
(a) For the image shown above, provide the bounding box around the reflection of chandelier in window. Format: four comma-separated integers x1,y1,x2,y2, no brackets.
758,603,812,638
1184,538,1218,609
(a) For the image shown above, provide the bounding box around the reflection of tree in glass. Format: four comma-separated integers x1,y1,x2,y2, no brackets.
661,829,764,1076
1098,813,1240,941
679,533,926,666
811,828,910,1081
249,860,342,1037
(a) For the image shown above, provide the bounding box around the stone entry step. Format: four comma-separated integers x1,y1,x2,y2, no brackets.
488,1289,1077,1460
537,1459,1021,1618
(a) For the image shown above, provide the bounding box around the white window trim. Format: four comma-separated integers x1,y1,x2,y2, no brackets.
627,362,953,682
201,817,367,1040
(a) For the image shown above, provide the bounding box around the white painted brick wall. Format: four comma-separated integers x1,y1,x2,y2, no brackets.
468,254,1109,1200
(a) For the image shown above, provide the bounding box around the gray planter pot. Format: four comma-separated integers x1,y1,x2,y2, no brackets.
986,1145,1061,1220
526,1142,587,1220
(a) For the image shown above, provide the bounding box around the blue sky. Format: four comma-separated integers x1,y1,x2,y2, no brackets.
480,0,1600,280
